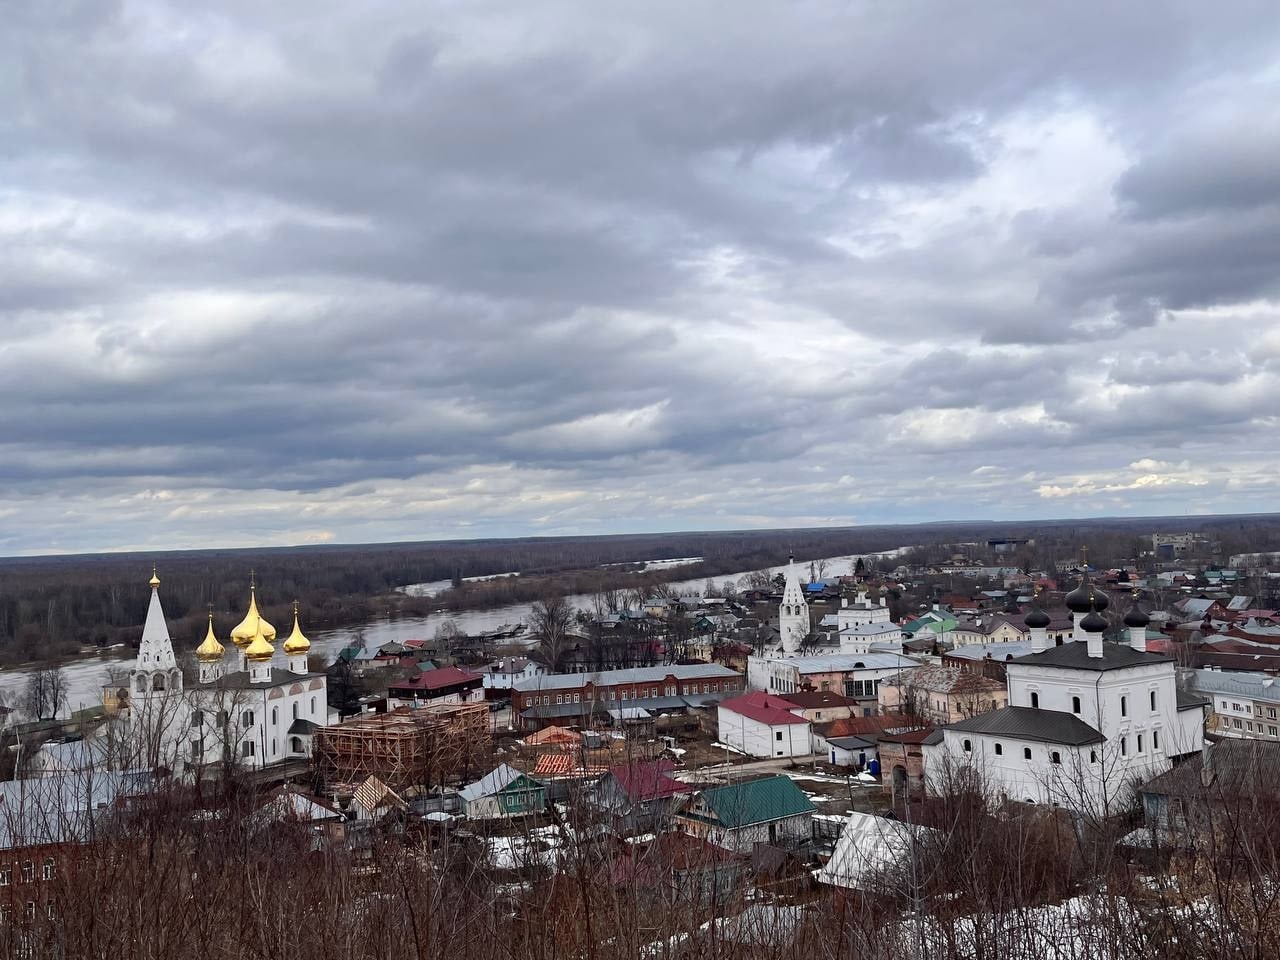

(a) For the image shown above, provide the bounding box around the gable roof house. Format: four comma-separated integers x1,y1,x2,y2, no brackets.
593,759,691,833
457,764,546,820
716,692,812,759
676,775,816,853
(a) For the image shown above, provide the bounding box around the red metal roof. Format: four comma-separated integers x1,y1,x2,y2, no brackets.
719,691,809,726
607,759,690,802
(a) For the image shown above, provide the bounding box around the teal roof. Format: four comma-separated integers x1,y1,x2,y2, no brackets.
903,614,957,635
697,775,816,829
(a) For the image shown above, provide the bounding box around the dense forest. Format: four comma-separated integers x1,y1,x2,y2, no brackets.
1,513,1277,666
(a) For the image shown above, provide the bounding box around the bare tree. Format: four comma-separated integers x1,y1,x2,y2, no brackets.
21,667,68,721
529,596,575,672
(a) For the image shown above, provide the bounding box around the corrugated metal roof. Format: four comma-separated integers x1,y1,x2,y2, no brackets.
945,706,1104,746
513,663,740,692
763,653,921,673
693,775,815,829
1009,641,1173,673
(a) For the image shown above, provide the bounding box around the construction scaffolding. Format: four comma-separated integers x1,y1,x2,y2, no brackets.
312,703,490,793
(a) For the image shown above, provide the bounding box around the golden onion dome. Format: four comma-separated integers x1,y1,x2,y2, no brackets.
149,564,161,589
231,587,276,646
196,610,225,663
245,621,275,663
282,602,311,655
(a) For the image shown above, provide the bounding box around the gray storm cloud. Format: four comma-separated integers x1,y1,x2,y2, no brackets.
1,1,1279,553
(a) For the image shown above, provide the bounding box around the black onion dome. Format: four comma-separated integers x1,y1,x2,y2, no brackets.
1025,606,1051,629
1079,610,1108,633
1124,604,1150,628
1065,578,1109,614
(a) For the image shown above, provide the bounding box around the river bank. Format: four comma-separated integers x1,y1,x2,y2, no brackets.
0,546,915,713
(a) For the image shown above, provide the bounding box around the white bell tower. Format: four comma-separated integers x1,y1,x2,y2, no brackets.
779,556,809,655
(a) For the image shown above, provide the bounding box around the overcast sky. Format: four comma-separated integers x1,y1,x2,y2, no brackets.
3,2,1280,555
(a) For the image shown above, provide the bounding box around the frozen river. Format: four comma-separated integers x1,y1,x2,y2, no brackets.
0,546,915,712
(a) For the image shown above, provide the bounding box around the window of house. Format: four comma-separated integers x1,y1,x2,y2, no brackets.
994,743,1003,756
21,861,33,883
1023,747,1032,760
241,711,254,728
962,739,972,753
0,904,8,925
24,902,34,922
1153,730,1160,750
242,741,255,758
46,901,55,921
1234,718,1243,729
573,694,581,703
1030,692,1039,708
41,859,53,881
1120,737,1128,756
1090,750,1098,763
0,867,10,886
1137,733,1144,753
1150,691,1157,711
1270,726,1279,737
1247,722,1255,733
1050,751,1061,765
190,710,203,728
1221,700,1228,710
555,695,563,705
1071,696,1081,714
1269,708,1278,720
1120,696,1127,717
216,710,227,725
775,731,783,742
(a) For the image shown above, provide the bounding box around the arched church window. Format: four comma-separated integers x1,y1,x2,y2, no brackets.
135,677,146,695
271,706,278,726
292,702,299,720
290,736,303,754
152,674,166,692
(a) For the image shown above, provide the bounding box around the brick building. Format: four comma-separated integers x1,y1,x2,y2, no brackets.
512,664,744,730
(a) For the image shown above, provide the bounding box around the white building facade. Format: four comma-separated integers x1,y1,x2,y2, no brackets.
925,580,1207,814
119,574,330,777
716,692,812,758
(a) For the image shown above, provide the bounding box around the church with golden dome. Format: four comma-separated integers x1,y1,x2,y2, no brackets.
120,571,330,777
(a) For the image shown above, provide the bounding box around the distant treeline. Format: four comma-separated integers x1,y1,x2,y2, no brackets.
1,513,1277,666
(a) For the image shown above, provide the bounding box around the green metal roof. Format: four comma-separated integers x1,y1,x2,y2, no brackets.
697,775,816,829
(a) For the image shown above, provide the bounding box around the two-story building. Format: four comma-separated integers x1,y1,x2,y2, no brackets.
877,666,1007,725
387,666,485,708
511,664,743,731
1189,669,1280,741
925,579,1208,814
746,653,922,707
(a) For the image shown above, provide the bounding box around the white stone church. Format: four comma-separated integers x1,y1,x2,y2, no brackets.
922,576,1207,815
110,571,330,778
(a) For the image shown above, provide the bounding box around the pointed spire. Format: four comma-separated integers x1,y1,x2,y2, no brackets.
137,570,177,673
